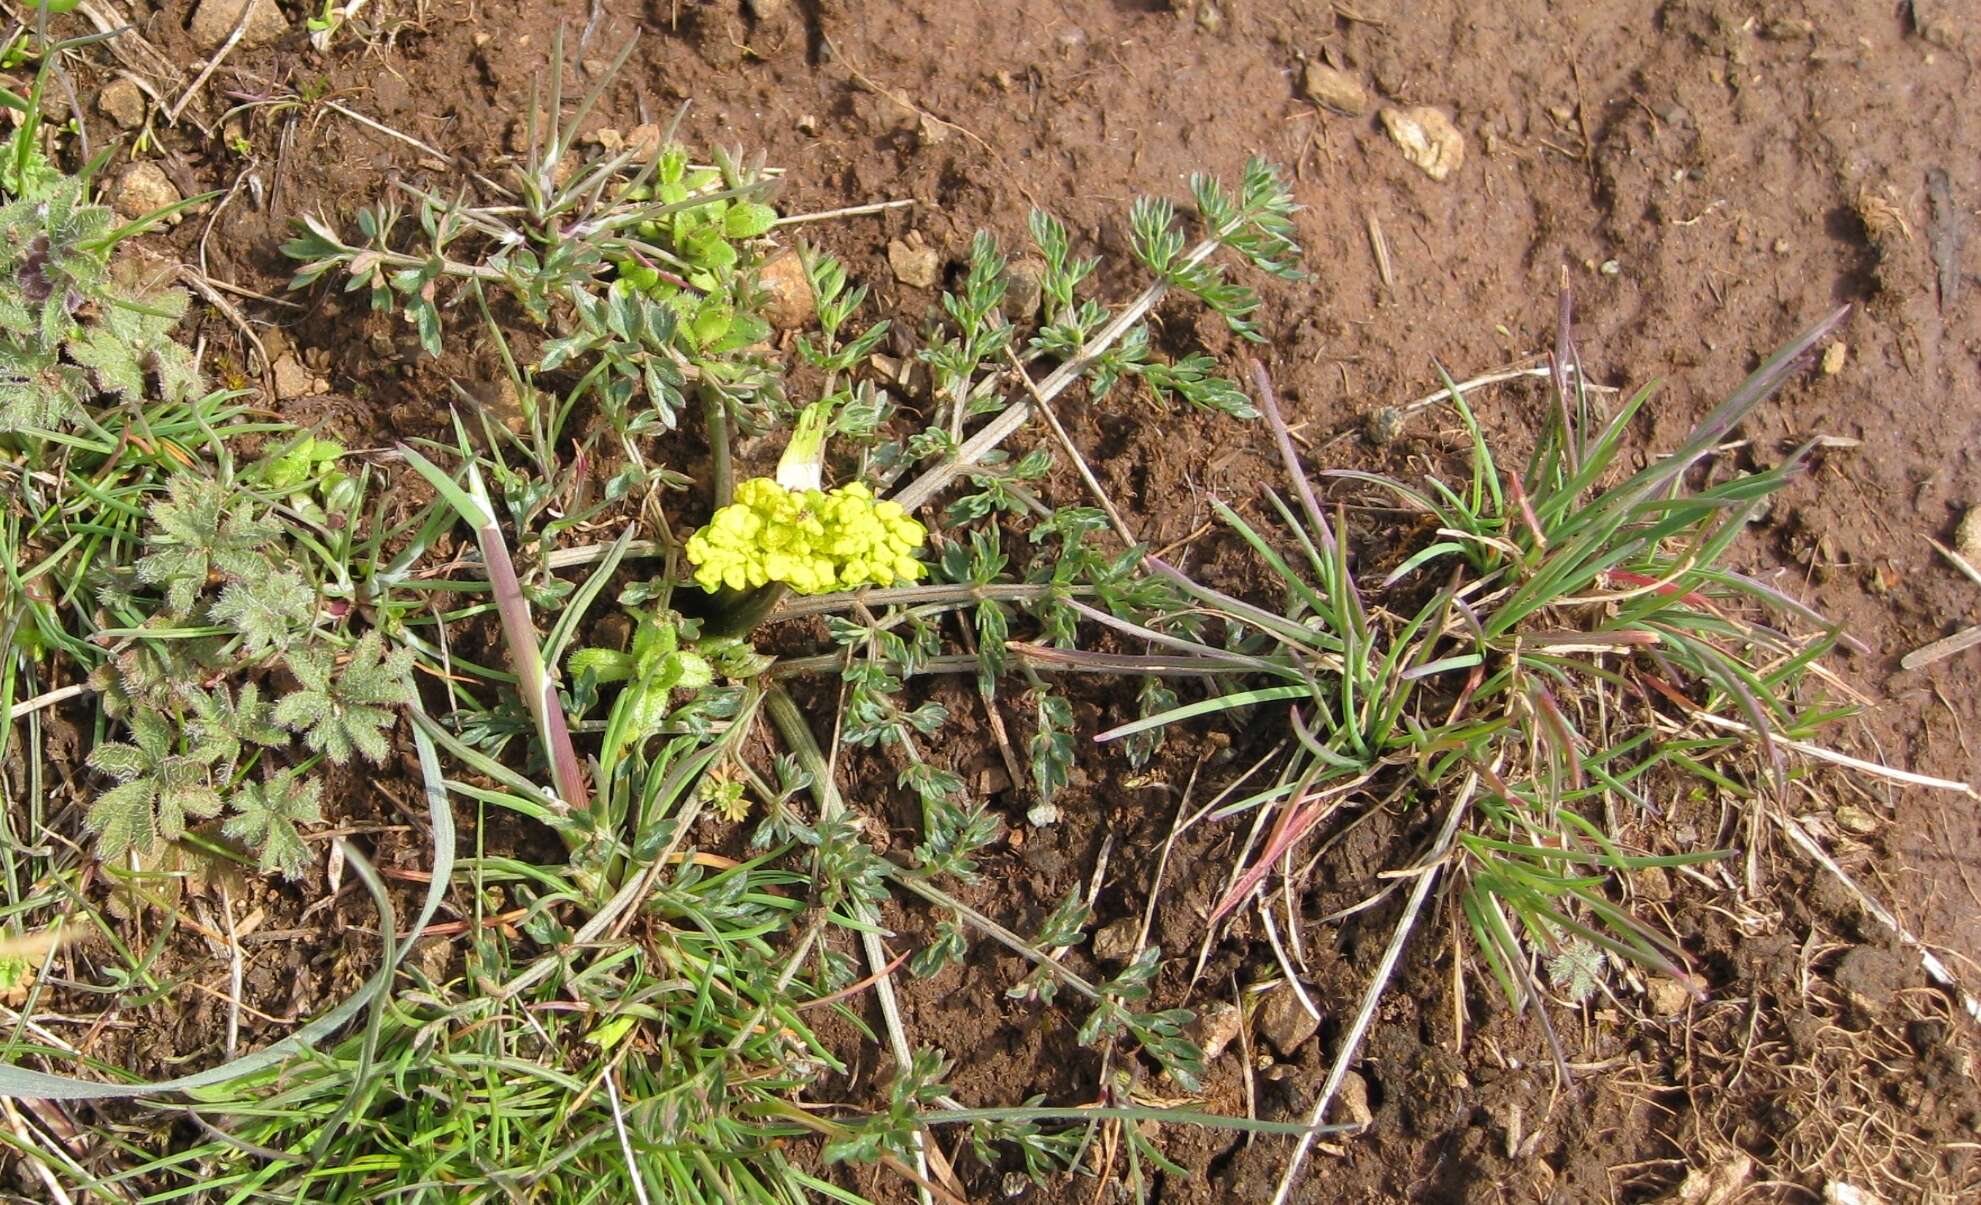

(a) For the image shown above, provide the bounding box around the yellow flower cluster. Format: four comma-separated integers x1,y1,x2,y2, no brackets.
685,478,927,595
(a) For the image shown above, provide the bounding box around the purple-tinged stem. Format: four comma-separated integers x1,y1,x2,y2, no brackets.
478,518,591,815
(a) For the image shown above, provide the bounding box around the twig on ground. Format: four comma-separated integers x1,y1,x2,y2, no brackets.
1271,771,1479,1205
166,0,254,124
1365,211,1393,292
75,3,187,116
1766,804,1981,1026
1900,623,1981,671
220,882,244,1060
774,198,915,227
1667,711,1980,797
1258,905,1320,1023
0,1098,76,1205
764,686,935,1205
603,1063,654,1205
322,100,451,164
889,232,1231,513
1002,346,1138,546
8,683,88,721
795,947,913,1012
177,265,272,392
1925,536,1981,590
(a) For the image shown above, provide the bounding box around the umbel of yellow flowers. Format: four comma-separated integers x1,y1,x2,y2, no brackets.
686,477,927,595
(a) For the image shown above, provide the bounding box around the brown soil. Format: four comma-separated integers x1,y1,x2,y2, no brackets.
15,0,1981,1201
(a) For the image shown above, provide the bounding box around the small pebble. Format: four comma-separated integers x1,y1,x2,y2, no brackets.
1381,106,1465,181
1337,1070,1374,1128
188,0,287,51
272,354,313,400
1256,982,1321,1055
1091,917,1139,965
97,79,146,130
112,162,182,223
1003,257,1045,320
1956,507,1981,562
1646,978,1690,1016
1364,405,1407,446
624,123,663,159
1192,1001,1244,1060
1834,804,1878,836
887,234,941,289
758,250,814,330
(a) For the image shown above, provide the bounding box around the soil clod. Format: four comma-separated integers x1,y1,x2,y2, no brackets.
1302,62,1369,116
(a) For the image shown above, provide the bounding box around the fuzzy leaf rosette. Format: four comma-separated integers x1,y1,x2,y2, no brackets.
685,477,926,595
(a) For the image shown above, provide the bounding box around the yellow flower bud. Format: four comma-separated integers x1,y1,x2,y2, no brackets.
685,477,928,595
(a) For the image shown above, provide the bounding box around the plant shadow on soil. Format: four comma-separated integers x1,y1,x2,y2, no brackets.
16,0,1981,1201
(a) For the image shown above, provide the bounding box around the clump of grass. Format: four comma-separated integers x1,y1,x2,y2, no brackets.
1104,299,1851,1005
1061,295,1858,1198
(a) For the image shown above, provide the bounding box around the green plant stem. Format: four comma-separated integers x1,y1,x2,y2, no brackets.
478,509,590,814
704,583,790,639
703,385,733,509
768,646,1234,680
772,581,1093,621
398,447,590,814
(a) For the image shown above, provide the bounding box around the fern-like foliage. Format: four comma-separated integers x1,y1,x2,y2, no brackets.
223,770,323,880
134,475,281,614
189,682,287,778
85,710,223,860
275,631,414,764
211,568,316,655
